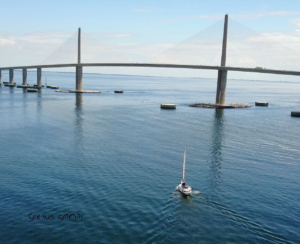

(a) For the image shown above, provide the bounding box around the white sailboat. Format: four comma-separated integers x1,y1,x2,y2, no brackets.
178,149,192,196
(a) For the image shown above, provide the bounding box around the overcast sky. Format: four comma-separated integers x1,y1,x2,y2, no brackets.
1,0,300,81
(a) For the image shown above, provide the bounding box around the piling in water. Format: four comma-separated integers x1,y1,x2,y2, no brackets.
5,83,16,87
255,102,268,106
291,111,300,117
27,88,39,92
3,82,15,85
189,103,250,109
56,90,100,93
17,85,29,88
161,104,176,109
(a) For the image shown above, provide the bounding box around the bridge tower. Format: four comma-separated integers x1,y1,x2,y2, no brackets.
215,14,228,105
76,28,83,91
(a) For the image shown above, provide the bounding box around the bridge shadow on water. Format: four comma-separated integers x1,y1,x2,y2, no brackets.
209,109,226,193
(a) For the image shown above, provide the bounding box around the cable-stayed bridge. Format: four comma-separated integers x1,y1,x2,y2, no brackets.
1,15,300,105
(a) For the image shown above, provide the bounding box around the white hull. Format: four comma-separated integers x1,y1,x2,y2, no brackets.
178,183,192,196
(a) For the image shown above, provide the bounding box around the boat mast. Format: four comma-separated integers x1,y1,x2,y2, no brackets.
182,149,186,182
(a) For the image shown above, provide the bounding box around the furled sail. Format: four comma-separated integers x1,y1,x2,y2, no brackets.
182,149,186,182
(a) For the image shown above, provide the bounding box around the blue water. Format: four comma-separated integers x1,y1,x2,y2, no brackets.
0,71,299,243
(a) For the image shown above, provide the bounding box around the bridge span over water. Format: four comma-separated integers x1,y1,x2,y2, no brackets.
1,15,299,105
1,63,300,76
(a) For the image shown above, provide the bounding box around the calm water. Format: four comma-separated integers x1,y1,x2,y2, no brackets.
0,71,299,243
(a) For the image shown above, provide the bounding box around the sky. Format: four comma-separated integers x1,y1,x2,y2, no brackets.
1,0,300,81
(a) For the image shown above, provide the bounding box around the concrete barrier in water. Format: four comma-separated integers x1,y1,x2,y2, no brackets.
3,82,15,85
255,102,269,106
17,85,29,88
5,83,16,87
33,84,44,88
27,88,39,92
161,104,176,109
56,90,100,93
189,103,250,108
291,111,300,117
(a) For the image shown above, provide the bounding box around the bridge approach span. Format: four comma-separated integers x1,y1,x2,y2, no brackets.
1,63,300,77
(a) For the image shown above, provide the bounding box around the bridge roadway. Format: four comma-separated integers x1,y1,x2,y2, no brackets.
0,63,300,76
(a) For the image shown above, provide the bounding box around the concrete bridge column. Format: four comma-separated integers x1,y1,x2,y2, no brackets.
37,68,42,88
22,69,27,85
9,69,14,84
215,14,228,105
75,27,83,91
76,66,83,91
0,70,2,85
216,70,227,104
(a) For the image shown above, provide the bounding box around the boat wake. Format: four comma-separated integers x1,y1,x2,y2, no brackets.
192,190,200,195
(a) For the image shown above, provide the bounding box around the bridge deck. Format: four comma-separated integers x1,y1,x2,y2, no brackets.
0,63,300,76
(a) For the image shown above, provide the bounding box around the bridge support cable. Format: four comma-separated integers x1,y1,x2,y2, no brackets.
150,20,224,66
41,32,78,65
227,19,300,71
80,31,131,63
150,15,300,72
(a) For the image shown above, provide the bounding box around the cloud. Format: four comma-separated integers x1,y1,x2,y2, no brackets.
233,11,300,19
290,18,300,31
197,11,300,20
19,34,64,45
0,32,76,66
263,32,300,44
0,32,74,47
0,37,16,46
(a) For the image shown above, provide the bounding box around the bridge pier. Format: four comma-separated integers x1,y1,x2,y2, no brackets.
22,69,27,85
76,27,83,91
9,69,14,84
37,68,42,88
215,14,228,105
76,66,83,91
0,70,2,85
216,70,227,104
